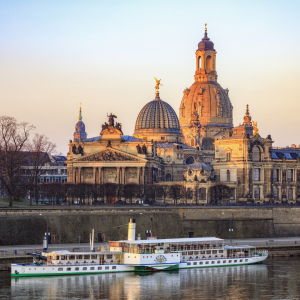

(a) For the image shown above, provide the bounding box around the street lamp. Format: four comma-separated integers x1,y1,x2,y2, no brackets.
39,213,49,251
140,213,151,237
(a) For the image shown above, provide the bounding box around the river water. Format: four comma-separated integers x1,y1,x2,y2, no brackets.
0,257,299,300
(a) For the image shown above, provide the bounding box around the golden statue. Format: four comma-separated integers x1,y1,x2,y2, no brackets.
154,77,163,93
253,121,259,135
205,23,207,32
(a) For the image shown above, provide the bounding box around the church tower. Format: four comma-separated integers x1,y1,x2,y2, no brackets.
73,104,87,142
179,25,233,150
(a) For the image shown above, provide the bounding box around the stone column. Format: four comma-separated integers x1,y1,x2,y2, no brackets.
93,167,96,184
116,167,120,185
137,167,140,185
73,167,76,184
142,167,145,185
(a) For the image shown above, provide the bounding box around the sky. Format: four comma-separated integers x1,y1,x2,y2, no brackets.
1,0,300,154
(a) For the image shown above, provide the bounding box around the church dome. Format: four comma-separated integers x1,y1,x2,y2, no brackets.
198,32,215,51
133,93,181,141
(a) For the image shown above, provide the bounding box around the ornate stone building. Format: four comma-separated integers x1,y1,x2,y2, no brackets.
66,25,300,205
179,25,233,151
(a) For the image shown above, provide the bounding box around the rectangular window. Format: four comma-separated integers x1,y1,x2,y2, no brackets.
199,188,206,200
206,250,211,254
107,255,113,259
253,168,260,181
67,267,71,271
223,260,226,263
58,268,63,271
83,267,87,270
76,255,82,260
75,267,79,271
217,261,221,264
273,187,278,200
84,255,90,260
200,262,203,265
193,262,197,265
69,255,75,260
90,267,95,270
112,266,117,269
219,250,223,254
105,266,109,270
245,259,248,262
254,188,260,200
188,251,193,255
205,261,209,265
61,255,65,260
200,251,205,255
287,169,293,182
187,263,191,266
240,259,243,262
234,260,237,263
273,169,278,182
288,188,293,200
98,267,102,270
211,261,215,264
229,260,232,263
91,255,97,260
212,250,217,254
226,153,231,162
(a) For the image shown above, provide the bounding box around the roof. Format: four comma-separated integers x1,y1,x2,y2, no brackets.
114,237,223,244
271,149,300,160
84,135,139,143
157,142,196,150
224,245,255,249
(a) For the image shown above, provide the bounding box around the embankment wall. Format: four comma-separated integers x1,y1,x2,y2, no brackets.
0,207,299,245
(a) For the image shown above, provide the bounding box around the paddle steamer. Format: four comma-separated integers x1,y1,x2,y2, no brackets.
11,218,268,277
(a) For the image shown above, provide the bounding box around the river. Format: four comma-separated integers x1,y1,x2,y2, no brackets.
0,257,299,300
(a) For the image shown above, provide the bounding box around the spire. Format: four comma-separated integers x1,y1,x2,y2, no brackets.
243,104,252,126
204,23,207,37
154,78,162,100
78,103,82,122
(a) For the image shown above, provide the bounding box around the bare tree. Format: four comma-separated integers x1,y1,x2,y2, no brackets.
168,184,182,206
156,185,170,204
26,134,56,205
0,116,35,207
123,184,138,205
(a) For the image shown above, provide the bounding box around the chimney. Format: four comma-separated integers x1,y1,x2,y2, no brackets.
128,218,136,241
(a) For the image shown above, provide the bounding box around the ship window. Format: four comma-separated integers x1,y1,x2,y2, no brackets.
234,260,237,263
98,267,102,270
182,252,187,255
75,267,79,271
240,259,243,262
107,255,113,259
67,268,71,271
105,266,109,270
84,255,90,260
245,259,248,262
76,255,82,260
206,250,211,254
211,261,215,264
193,262,197,265
91,255,97,259
212,250,217,254
187,263,191,266
112,266,116,269
205,261,209,265
223,260,226,263
143,256,145,258
58,268,63,271
61,255,65,260
188,251,193,255
200,262,203,265
229,260,232,263
200,251,205,255
90,267,95,270
194,251,199,255
83,267,87,270
217,261,221,264
69,255,75,260
219,250,223,253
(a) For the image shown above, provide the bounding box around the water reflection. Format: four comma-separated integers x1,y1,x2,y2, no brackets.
3,258,300,300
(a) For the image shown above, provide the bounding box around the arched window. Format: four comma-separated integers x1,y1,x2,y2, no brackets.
185,156,195,165
252,146,261,162
227,170,230,182
198,56,201,69
166,174,171,181
206,55,212,70
254,187,260,200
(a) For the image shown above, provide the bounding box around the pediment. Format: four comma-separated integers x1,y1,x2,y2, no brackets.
76,148,146,162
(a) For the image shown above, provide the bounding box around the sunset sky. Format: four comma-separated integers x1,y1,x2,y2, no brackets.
1,0,300,154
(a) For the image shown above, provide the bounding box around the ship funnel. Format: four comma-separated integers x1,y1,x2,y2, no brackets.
128,218,136,241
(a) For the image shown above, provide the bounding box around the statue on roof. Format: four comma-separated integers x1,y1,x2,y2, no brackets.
154,77,163,93
107,113,117,127
252,121,259,136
